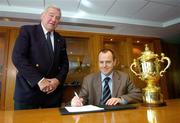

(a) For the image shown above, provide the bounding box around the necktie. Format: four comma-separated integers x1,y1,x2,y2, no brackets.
103,77,111,104
47,32,53,51
46,32,54,57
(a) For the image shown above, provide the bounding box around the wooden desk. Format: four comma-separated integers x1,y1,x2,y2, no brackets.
0,99,180,123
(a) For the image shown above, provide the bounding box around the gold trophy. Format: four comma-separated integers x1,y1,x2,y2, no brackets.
130,44,171,107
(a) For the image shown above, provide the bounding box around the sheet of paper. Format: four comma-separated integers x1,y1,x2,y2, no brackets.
65,105,104,113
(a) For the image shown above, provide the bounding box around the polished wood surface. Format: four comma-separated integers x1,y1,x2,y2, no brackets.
0,99,180,123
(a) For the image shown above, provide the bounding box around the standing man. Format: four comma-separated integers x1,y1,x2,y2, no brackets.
71,49,142,106
12,5,69,110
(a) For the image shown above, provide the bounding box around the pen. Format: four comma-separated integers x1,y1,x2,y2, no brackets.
74,91,83,106
74,91,80,99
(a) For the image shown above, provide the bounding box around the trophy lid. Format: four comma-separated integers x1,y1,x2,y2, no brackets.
138,44,158,62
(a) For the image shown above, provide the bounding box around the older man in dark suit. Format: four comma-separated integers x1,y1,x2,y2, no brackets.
71,49,142,106
12,5,69,110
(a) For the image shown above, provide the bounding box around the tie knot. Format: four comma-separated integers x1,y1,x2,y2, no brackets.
104,77,110,84
47,32,51,36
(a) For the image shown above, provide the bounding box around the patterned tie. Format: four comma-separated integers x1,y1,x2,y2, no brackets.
46,32,54,58
103,77,111,104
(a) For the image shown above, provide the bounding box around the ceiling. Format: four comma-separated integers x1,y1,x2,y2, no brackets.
0,0,180,43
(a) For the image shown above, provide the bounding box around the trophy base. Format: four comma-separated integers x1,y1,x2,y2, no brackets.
142,86,166,107
142,102,166,107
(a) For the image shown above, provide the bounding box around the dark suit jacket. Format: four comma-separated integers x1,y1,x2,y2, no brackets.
79,70,142,105
12,24,69,106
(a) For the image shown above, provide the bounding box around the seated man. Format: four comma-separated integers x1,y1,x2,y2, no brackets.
71,49,142,106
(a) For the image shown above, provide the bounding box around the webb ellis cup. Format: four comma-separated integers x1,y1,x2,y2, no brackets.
130,44,171,107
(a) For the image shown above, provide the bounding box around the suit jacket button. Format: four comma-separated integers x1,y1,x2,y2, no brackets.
36,64,39,67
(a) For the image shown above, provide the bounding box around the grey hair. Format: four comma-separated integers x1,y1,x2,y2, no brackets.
43,5,61,18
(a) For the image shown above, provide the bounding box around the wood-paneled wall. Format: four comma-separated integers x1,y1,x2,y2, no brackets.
0,26,171,110
161,42,180,99
0,28,10,110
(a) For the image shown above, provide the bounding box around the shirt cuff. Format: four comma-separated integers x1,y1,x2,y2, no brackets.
119,97,128,104
38,77,45,85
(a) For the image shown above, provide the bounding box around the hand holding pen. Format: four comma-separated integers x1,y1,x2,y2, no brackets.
71,91,83,107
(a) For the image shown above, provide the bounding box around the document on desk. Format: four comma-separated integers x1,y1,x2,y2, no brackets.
65,105,104,113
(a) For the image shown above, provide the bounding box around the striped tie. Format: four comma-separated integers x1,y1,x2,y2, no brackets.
103,77,111,104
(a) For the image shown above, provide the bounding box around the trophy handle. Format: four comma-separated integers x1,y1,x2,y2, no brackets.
130,59,141,76
159,53,171,76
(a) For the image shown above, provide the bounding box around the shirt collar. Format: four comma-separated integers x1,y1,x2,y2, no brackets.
101,72,113,82
41,23,53,36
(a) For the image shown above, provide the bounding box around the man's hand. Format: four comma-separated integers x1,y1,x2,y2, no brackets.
105,98,121,105
38,78,60,94
38,79,53,93
71,96,83,107
46,78,60,94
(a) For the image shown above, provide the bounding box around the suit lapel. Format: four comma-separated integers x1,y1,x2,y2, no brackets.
53,32,60,58
112,71,121,97
37,24,47,47
37,24,54,62
97,73,102,104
